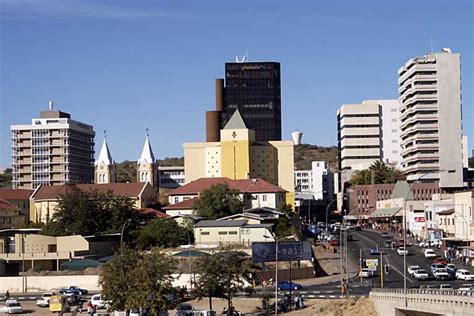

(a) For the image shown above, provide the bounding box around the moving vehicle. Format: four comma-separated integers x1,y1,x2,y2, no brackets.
277,281,302,291
457,284,474,294
36,292,55,307
381,232,390,238
424,249,437,259
384,240,393,248
433,268,449,280
0,300,23,314
359,268,371,278
397,247,408,256
347,235,353,241
439,284,453,291
413,269,429,281
329,239,340,246
407,265,420,277
456,269,474,281
431,263,445,273
59,285,88,296
49,295,70,313
433,258,448,265
90,294,110,309
370,248,383,255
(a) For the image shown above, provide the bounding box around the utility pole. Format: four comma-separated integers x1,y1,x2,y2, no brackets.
380,251,384,288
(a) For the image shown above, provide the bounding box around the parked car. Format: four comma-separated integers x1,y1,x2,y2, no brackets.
424,249,437,259
381,232,390,238
329,239,340,246
59,286,88,296
277,281,302,291
36,292,55,307
90,294,110,309
433,258,448,265
413,269,429,281
407,265,420,277
433,268,449,280
359,268,371,278
457,284,474,294
0,300,23,314
397,247,408,256
431,263,445,273
176,303,194,316
446,264,457,277
456,269,474,281
439,284,454,291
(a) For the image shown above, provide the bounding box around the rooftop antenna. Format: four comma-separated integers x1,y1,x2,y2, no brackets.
103,130,106,139
146,128,149,138
48,100,54,111
430,35,433,53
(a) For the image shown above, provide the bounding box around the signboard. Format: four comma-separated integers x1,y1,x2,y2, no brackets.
252,241,312,263
365,259,379,271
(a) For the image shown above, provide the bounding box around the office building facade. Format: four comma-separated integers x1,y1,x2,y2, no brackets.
11,103,95,189
206,61,281,142
398,49,464,188
295,161,334,201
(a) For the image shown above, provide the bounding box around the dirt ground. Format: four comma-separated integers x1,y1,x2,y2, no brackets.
13,296,377,315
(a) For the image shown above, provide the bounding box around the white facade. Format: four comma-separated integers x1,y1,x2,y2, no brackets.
398,49,464,188
337,99,402,187
294,161,334,201
158,166,185,189
424,198,454,231
453,191,474,241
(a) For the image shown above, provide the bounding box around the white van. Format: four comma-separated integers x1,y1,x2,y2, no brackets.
90,294,110,309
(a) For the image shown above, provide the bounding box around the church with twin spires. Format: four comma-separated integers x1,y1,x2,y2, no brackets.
94,130,157,188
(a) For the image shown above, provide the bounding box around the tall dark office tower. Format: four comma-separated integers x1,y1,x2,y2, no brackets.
220,62,281,141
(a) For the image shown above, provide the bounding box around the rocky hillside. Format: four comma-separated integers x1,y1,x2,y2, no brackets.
294,144,338,171
116,157,184,183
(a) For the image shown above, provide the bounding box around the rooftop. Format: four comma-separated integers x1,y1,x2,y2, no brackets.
0,188,34,200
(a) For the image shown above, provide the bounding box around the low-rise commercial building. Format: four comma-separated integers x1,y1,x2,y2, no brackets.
30,182,157,223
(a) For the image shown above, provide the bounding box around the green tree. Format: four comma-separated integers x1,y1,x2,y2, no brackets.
0,168,12,188
193,184,243,220
350,160,405,185
136,218,190,250
274,204,295,238
42,186,148,238
194,249,253,311
100,247,177,313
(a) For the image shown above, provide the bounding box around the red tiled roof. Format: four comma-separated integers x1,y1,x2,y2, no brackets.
163,197,198,210
0,199,19,211
137,208,169,218
0,189,34,200
168,177,286,196
32,183,149,200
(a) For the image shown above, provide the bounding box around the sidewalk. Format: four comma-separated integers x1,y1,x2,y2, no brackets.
304,242,358,287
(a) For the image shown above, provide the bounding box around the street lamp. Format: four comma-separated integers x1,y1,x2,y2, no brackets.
402,169,455,307
264,233,278,315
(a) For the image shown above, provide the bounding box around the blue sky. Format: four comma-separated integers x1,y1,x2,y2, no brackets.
1,0,473,168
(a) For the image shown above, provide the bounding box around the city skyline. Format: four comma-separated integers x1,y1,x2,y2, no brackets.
1,0,473,169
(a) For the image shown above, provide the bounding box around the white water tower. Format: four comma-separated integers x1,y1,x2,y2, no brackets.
291,130,303,145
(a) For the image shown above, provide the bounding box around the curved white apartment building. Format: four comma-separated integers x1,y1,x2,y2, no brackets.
398,49,464,188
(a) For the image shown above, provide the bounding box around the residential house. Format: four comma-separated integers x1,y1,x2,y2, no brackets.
0,200,26,229
0,189,33,222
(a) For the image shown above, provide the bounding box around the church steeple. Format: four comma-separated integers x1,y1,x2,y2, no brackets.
137,129,157,187
95,131,116,184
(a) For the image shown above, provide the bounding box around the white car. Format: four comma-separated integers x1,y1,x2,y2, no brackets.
397,247,408,256
36,292,55,307
439,284,454,291
90,294,110,309
408,265,420,277
457,284,474,294
0,300,23,314
424,249,437,259
433,268,449,280
359,268,371,278
413,269,429,280
456,269,474,281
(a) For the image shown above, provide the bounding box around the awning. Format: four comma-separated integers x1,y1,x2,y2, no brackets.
437,209,454,216
370,207,402,218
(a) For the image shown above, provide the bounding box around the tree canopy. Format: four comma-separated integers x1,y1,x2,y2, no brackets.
136,218,191,250
350,161,405,185
0,168,12,188
193,249,254,311
193,184,243,220
100,247,177,313
42,186,149,238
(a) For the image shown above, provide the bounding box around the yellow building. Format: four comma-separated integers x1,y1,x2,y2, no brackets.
184,110,295,206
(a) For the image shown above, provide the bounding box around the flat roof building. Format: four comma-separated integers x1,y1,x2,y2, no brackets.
11,102,95,189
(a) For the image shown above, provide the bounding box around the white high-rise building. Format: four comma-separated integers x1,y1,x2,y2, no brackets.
294,161,334,201
336,99,402,185
398,49,464,188
11,102,95,189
